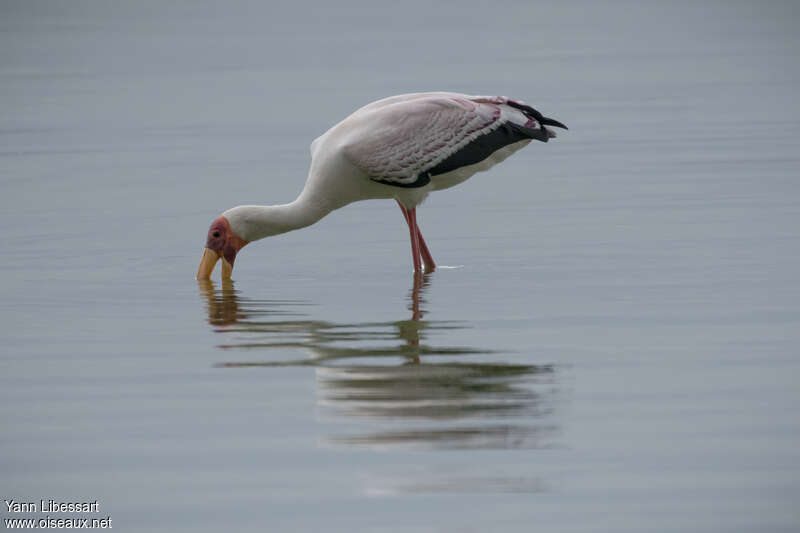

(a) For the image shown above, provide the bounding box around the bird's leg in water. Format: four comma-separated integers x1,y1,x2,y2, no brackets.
418,233,435,271
396,200,436,272
398,201,422,271
408,208,422,272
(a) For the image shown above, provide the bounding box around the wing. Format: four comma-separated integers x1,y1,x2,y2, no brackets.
340,94,565,188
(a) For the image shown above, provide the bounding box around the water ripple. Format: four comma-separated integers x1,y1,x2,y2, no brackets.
197,275,560,454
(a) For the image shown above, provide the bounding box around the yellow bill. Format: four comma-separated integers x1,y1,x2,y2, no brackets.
197,247,234,280
197,248,220,279
221,257,233,280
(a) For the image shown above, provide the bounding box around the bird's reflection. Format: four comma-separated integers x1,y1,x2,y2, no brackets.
198,274,557,451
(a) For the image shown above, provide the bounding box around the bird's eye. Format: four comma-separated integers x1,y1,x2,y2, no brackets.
212,231,220,238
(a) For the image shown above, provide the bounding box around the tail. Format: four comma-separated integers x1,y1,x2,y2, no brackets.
505,99,568,133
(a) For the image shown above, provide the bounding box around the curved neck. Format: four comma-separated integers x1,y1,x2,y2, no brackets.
224,190,333,243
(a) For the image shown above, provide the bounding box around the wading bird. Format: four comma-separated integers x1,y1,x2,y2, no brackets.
197,92,566,279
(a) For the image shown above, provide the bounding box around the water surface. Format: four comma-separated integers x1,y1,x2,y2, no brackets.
2,1,799,531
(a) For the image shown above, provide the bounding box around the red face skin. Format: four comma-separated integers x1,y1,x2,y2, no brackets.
205,216,248,267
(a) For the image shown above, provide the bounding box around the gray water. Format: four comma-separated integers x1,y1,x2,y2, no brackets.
2,1,799,531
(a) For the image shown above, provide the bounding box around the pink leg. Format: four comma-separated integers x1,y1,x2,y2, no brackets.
407,208,422,272
396,200,436,272
417,231,435,271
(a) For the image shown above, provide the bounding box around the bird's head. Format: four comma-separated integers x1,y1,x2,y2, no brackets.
196,215,249,280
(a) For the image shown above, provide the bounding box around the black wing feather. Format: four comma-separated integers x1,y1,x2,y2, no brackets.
505,100,568,130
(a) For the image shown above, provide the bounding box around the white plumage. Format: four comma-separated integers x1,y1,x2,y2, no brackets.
197,92,566,279
342,94,503,184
